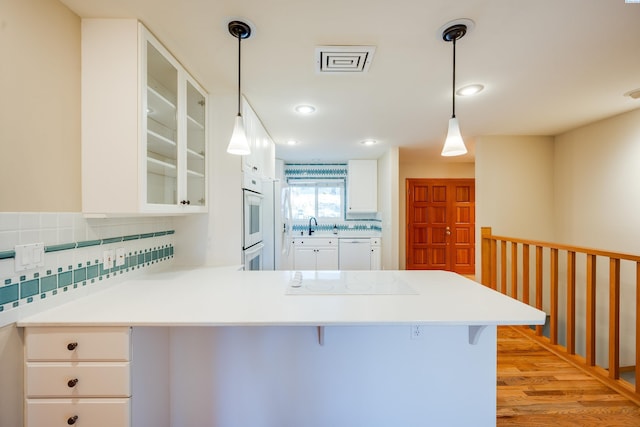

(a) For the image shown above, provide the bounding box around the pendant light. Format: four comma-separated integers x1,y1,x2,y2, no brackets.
441,24,468,157
226,21,252,155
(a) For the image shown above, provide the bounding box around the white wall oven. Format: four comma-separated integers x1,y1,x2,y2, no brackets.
243,172,264,270
243,242,264,271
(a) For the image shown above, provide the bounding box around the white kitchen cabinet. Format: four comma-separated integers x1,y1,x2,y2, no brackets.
24,327,131,427
371,238,382,270
81,19,208,216
242,97,275,179
293,238,338,270
347,160,378,213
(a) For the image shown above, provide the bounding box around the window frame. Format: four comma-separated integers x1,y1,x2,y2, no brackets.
288,178,345,220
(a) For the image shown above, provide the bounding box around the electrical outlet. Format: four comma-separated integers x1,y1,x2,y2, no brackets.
410,325,423,340
103,249,114,270
115,248,126,267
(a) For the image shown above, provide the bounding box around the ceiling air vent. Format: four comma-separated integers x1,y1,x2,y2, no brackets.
315,46,376,74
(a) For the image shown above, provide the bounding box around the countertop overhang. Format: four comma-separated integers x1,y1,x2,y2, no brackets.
17,267,546,327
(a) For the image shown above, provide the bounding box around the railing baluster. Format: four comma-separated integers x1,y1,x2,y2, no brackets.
501,240,507,294
481,227,491,287
586,254,597,367
609,258,620,379
523,244,530,305
536,246,543,337
511,242,518,299
490,239,497,290
550,248,559,345
567,251,576,355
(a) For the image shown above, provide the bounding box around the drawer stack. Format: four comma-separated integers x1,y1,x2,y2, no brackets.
25,327,131,427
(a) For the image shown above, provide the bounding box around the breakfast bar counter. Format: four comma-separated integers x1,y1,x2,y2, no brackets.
18,267,545,427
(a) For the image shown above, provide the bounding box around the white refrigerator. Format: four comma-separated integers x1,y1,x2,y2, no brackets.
261,178,292,270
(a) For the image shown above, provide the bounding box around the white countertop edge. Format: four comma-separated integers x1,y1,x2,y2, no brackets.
16,267,547,328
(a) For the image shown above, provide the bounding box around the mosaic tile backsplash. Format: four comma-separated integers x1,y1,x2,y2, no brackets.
0,213,175,322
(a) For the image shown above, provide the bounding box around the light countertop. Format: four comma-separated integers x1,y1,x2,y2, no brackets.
17,267,545,327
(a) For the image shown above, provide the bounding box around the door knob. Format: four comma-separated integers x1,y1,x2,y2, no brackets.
445,226,451,235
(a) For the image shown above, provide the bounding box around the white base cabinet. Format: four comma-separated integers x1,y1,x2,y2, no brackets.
293,238,338,270
24,327,131,427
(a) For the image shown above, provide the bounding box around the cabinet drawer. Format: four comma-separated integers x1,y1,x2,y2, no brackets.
26,362,130,397
26,398,130,427
294,238,337,246
25,327,130,361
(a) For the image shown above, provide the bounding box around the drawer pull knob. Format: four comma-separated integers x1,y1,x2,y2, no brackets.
67,378,79,388
67,415,78,425
67,342,78,351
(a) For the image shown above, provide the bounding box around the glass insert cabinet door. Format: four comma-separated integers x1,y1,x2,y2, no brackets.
186,80,206,206
146,41,178,205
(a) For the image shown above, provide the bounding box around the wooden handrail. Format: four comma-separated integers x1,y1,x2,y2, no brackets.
481,226,640,402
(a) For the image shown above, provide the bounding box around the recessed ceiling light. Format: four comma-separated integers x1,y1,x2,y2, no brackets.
456,84,484,96
294,104,316,114
286,139,299,146
360,139,378,146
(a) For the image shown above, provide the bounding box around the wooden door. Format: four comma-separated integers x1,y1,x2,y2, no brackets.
406,179,475,274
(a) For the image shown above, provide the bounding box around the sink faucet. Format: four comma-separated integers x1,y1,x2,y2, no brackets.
308,217,318,235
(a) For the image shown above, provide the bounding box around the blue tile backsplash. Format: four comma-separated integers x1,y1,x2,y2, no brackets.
0,213,175,321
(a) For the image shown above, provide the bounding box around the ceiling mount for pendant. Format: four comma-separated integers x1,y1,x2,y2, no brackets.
228,20,251,40
442,24,467,43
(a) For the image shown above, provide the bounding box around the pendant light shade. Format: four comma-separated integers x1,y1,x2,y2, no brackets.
442,117,467,156
441,23,468,157
227,114,250,155
226,21,252,156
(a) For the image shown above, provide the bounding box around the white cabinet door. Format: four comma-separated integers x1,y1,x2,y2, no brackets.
294,247,317,270
82,19,208,216
347,160,377,213
316,247,339,270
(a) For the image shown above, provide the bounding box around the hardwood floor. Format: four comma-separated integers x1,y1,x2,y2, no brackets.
497,326,640,426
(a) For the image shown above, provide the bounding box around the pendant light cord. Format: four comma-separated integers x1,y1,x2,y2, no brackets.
451,37,456,119
237,32,242,116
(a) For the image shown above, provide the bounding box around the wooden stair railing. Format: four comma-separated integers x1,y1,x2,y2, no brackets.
481,226,640,403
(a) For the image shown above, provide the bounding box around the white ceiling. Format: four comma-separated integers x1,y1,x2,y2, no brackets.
59,0,640,163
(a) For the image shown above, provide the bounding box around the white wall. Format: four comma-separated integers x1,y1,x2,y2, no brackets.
378,148,399,270
0,0,81,212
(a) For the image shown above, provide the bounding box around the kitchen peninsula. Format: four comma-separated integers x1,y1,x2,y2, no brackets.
18,267,545,427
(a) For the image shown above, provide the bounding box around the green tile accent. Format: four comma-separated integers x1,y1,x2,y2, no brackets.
27,296,33,303
0,250,16,260
45,243,76,252
73,268,87,283
140,233,155,239
87,265,99,280
41,275,57,293
58,271,72,288
99,263,109,276
20,279,39,299
20,275,26,281
154,231,167,236
76,239,102,248
102,237,123,244
123,234,140,241
138,254,145,265
167,230,175,235
145,252,152,263
4,279,11,285
0,284,19,305
152,250,159,260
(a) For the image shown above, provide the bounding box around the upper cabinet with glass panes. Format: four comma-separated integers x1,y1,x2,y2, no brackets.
81,19,208,216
